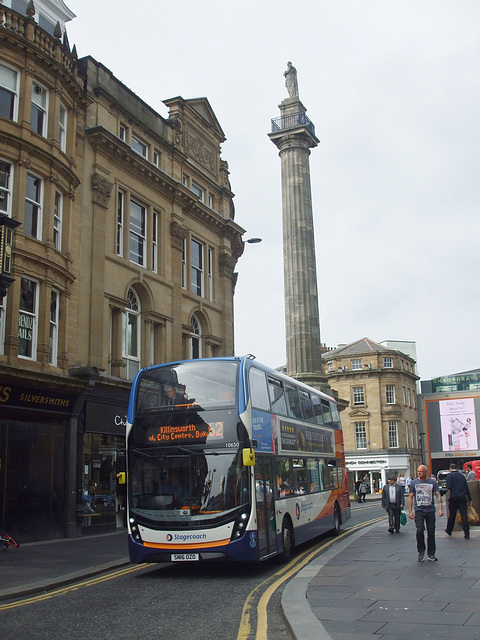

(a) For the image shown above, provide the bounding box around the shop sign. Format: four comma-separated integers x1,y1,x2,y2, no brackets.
348,459,387,466
0,383,74,412
85,400,128,435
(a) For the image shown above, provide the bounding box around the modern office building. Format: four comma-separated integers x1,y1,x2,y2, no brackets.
322,338,421,492
0,2,244,540
419,369,480,476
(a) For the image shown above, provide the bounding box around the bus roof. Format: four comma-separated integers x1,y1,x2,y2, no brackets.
134,355,337,403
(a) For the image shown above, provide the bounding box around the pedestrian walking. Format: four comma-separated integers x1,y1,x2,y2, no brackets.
408,464,444,562
398,472,406,495
381,475,404,533
406,475,412,494
465,464,476,482
357,479,368,503
444,463,472,539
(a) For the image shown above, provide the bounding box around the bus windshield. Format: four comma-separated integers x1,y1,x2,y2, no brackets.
130,360,244,449
129,448,250,526
135,360,238,412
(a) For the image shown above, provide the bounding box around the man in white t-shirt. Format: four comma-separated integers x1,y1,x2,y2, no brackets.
408,465,443,562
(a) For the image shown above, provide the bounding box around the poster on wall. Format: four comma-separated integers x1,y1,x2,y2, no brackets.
440,398,478,452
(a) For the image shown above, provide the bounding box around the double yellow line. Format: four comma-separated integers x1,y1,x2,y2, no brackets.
0,564,146,611
236,515,385,640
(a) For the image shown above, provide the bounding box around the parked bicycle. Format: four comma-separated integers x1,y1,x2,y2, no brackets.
1,531,19,551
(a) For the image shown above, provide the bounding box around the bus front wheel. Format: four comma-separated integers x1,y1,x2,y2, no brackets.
278,519,294,563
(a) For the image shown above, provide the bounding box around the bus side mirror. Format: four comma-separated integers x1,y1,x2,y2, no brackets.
117,472,126,485
243,448,255,467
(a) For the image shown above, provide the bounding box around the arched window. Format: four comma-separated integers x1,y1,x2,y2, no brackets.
123,288,140,380
190,314,202,359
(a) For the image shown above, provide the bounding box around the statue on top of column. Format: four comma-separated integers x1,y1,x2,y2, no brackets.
284,61,299,98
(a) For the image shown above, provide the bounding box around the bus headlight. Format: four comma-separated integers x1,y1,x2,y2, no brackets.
129,517,143,543
231,511,249,540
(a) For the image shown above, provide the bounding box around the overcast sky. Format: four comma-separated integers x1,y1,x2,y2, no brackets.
67,0,480,381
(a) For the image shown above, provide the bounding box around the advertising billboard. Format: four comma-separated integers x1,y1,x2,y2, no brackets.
439,398,478,452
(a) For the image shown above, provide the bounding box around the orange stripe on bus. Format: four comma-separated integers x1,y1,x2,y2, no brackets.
143,538,230,550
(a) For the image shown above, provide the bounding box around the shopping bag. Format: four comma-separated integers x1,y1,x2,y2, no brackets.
353,493,358,501
467,504,480,523
400,510,407,526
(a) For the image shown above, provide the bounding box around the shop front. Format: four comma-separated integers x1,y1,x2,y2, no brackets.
0,379,81,542
81,392,129,534
347,452,411,496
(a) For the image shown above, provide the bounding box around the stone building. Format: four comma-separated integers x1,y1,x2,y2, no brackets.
0,2,244,541
322,338,421,492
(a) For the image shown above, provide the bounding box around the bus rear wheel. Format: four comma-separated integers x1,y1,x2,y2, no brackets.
278,519,294,563
332,503,341,536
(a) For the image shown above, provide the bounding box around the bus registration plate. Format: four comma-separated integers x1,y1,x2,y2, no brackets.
171,553,199,562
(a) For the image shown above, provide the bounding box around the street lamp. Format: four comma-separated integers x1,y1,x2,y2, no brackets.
244,237,262,244
0,214,21,300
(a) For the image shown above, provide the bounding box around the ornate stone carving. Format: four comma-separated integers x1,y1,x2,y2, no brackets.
218,252,237,278
91,173,113,208
170,221,188,251
185,129,215,173
220,160,231,190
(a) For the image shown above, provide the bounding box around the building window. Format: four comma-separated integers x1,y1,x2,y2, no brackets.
119,124,127,142
351,359,362,370
49,289,59,366
208,248,213,300
190,314,202,359
208,193,214,209
0,62,18,120
388,421,398,448
352,386,365,406
191,182,204,202
153,149,161,167
123,288,140,381
116,190,124,256
152,211,158,273
355,422,367,449
53,191,62,250
131,134,147,158
383,357,393,368
0,159,13,216
18,278,38,359
182,174,189,188
129,198,146,266
181,238,187,289
58,103,67,152
191,239,203,296
328,362,334,373
24,173,42,239
0,294,6,355
31,82,48,136
386,385,395,404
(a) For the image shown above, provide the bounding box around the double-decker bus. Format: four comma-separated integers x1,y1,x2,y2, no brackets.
124,355,350,563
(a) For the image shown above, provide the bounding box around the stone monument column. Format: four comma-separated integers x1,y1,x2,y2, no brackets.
268,63,328,392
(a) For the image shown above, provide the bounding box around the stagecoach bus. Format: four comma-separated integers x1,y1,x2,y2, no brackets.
124,355,350,563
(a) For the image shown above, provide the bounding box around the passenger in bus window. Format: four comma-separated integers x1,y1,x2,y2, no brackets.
164,384,185,405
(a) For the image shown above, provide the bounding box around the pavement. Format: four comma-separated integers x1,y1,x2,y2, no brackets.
1,496,479,640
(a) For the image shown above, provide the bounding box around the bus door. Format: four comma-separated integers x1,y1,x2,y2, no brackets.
255,455,277,558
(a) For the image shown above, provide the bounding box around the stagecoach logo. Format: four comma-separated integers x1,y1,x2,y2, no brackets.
166,532,207,542
295,503,301,520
